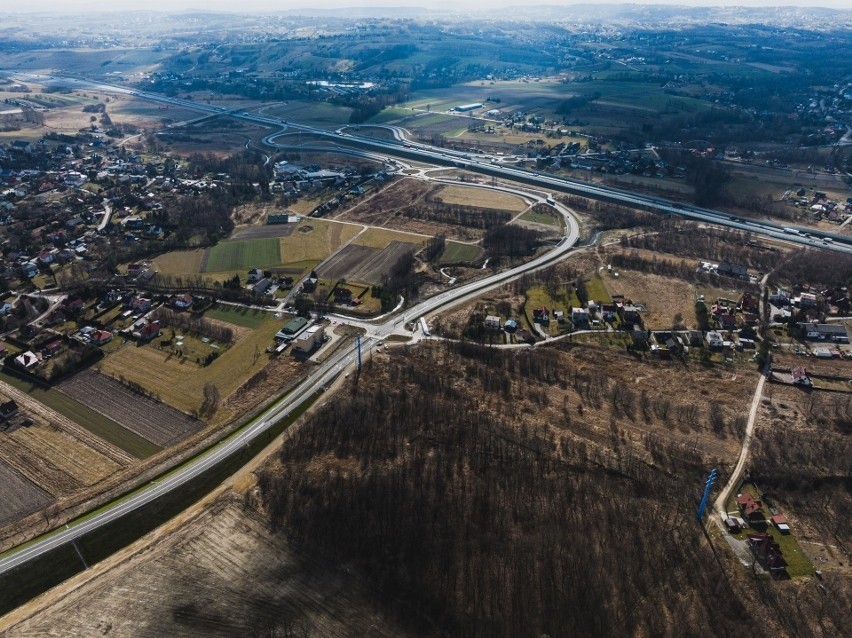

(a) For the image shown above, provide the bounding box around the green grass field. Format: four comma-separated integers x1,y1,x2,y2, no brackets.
0,370,161,459
203,238,281,273
438,241,481,264
585,274,612,304
520,210,559,226
204,304,271,329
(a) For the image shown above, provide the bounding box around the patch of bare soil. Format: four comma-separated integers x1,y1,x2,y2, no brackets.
1,494,419,638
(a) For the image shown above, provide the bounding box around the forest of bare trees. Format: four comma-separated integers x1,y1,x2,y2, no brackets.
258,343,849,637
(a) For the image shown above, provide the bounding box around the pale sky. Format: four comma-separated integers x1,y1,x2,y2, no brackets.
3,0,852,12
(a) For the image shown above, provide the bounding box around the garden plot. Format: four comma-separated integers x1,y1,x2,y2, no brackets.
58,371,205,447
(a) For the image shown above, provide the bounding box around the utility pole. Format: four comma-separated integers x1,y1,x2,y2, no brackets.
356,333,362,371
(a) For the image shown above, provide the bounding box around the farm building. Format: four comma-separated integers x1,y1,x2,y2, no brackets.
276,316,308,340
292,325,325,353
454,103,483,112
717,262,749,280
800,322,848,343
267,213,301,225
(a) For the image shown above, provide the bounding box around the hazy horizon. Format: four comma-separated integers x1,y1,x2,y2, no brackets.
4,0,852,13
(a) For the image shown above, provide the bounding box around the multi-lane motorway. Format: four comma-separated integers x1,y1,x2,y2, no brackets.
16,72,852,253
0,71,846,579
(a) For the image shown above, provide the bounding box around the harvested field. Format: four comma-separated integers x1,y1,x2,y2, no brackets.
229,223,298,241
0,376,141,464
0,462,52,527
0,420,122,492
351,227,426,249
203,238,281,273
2,496,411,637
318,241,416,285
151,249,204,276
279,220,362,265
432,184,527,212
58,371,205,448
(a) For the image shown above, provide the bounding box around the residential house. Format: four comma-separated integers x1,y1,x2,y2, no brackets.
333,287,354,305
302,271,319,293
737,493,764,522
247,268,264,283
133,320,160,342
171,293,193,310
91,330,113,346
797,293,818,309
504,319,519,332
719,313,737,331
571,307,590,329
771,515,791,534
747,533,788,572
61,297,85,314
14,351,38,368
485,315,502,330
791,366,812,387
42,340,62,358
20,261,39,279
131,297,152,314
533,306,550,325
631,328,649,348
251,278,273,296
706,331,725,350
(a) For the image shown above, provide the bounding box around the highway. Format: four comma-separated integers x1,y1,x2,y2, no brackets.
0,151,578,579
18,72,852,253
0,71,844,578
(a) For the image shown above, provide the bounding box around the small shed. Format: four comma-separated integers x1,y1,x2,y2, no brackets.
771,514,791,534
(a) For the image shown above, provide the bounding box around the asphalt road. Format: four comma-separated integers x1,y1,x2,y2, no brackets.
0,71,844,577
0,155,579,579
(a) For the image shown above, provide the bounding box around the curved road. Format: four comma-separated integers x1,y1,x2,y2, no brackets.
0,177,579,578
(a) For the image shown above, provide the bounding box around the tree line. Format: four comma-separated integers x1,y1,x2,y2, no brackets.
404,201,512,229
150,307,234,344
